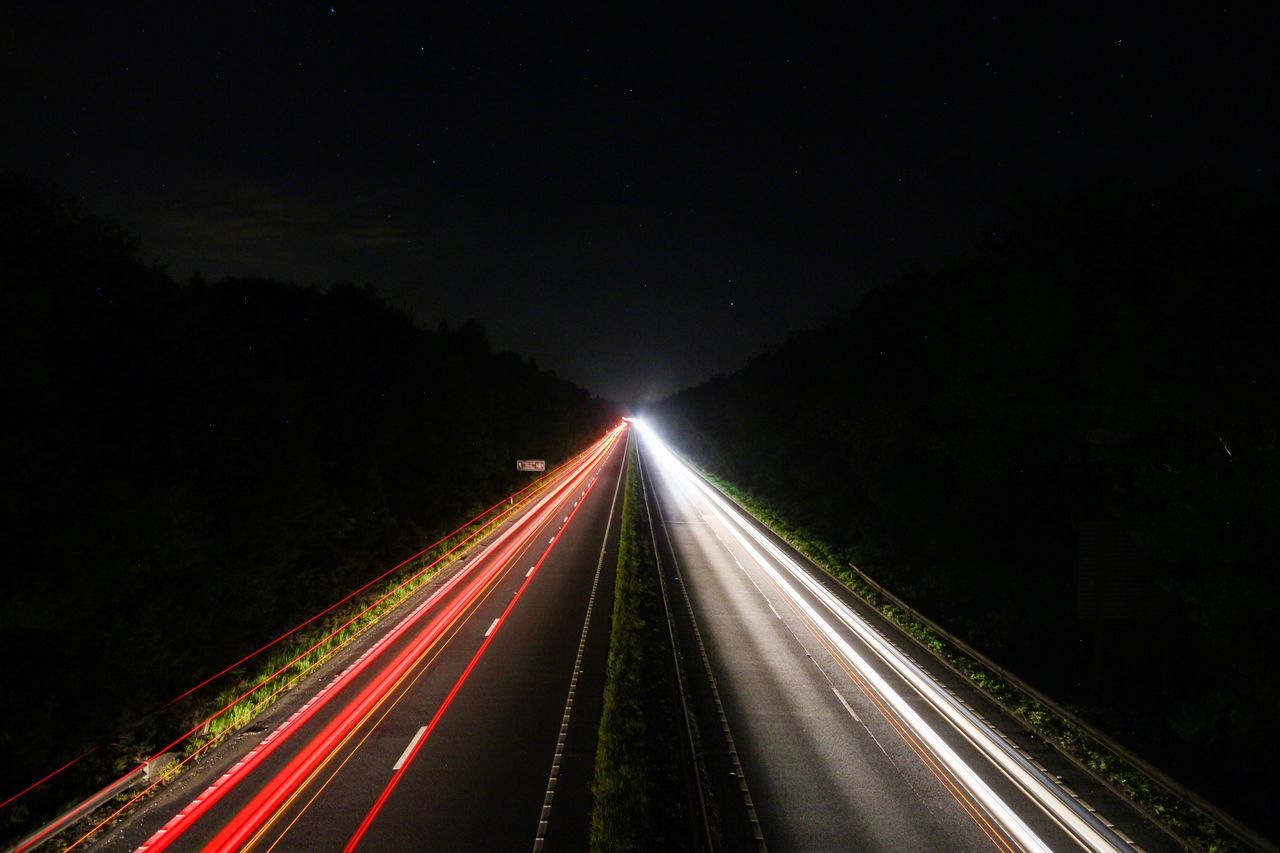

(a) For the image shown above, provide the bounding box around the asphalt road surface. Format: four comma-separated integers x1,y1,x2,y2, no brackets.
88,425,627,853
635,421,1178,853
76,417,1185,853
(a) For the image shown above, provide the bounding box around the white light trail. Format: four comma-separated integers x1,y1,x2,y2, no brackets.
636,421,1127,852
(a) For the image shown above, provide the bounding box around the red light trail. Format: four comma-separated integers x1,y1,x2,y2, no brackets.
342,439,612,851
1,444,593,839
128,425,624,852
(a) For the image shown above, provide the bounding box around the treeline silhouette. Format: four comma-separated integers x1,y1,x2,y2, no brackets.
652,179,1279,832
0,175,613,823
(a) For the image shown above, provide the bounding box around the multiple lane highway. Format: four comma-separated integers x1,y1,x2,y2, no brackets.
633,421,1176,853
69,419,1183,851
86,425,627,852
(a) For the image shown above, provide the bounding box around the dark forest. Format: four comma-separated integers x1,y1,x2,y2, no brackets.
5,2,1280,847
652,179,1280,831
0,175,613,823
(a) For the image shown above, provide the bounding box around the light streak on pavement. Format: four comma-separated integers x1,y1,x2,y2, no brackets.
635,419,1135,852
116,424,627,853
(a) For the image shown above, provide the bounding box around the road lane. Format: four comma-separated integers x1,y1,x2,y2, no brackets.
88,426,626,852
331,436,626,852
636,422,1174,852
643,441,990,851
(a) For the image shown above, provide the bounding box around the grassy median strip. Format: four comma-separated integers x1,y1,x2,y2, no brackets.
591,445,690,851
689,462,1251,852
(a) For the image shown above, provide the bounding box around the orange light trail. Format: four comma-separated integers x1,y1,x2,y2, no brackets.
133,425,624,853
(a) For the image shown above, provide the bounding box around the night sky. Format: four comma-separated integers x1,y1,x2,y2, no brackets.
4,3,1277,401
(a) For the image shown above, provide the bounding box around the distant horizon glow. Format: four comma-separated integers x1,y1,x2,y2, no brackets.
5,6,1273,400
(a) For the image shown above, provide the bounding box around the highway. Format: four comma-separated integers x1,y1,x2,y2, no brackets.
634,422,1177,853
85,424,628,853
58,415,1182,853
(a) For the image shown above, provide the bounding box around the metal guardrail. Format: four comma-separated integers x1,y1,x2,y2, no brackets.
836,559,1275,852
674,449,1275,850
636,442,718,851
7,764,147,853
4,447,615,853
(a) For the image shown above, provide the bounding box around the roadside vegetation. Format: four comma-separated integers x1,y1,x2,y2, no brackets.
591,444,692,851
652,180,1279,849
47,482,559,849
181,473,556,754
0,175,614,843
691,465,1246,852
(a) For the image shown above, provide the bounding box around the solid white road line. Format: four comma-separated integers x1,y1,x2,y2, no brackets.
639,424,1127,852
533,434,626,852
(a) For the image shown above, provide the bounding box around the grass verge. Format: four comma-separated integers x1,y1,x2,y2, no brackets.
163,478,560,770
13,470,565,850
688,461,1256,853
590,444,690,851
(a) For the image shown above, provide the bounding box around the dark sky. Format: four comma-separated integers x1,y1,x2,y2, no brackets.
4,3,1277,401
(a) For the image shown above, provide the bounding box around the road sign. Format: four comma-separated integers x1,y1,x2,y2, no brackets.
516,459,546,472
